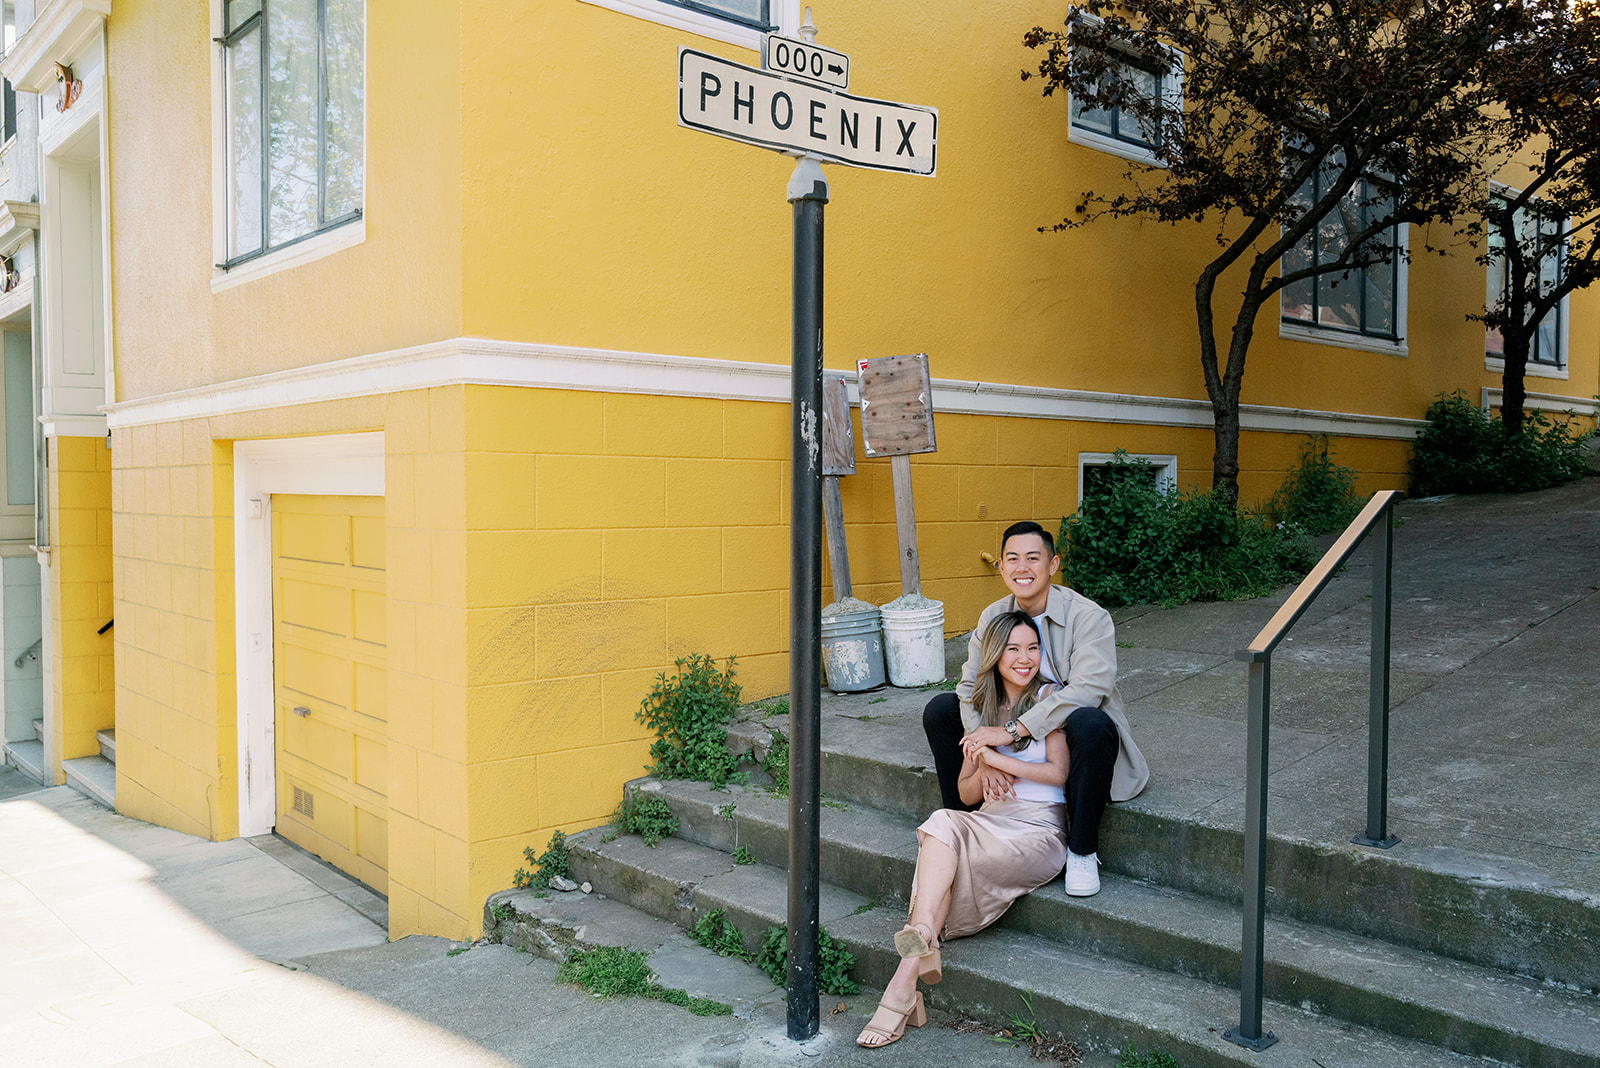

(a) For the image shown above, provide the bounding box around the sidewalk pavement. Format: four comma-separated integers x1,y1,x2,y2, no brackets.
0,771,1063,1067
2,478,1596,1067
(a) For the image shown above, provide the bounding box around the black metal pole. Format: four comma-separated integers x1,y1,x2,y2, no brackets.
1225,654,1278,1050
786,156,827,1042
1354,502,1400,849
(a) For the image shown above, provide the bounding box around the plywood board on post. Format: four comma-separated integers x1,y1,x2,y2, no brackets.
856,354,936,597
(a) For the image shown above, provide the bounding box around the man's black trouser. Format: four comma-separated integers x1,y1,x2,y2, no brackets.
922,691,1118,857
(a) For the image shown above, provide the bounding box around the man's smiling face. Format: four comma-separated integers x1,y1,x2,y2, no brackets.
999,532,1059,615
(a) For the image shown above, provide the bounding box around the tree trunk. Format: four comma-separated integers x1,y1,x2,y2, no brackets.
1499,323,1532,436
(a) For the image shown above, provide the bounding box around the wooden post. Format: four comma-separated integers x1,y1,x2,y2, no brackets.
821,375,856,602
890,454,919,596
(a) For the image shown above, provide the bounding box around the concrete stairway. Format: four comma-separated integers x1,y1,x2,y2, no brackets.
493,705,1600,1067
63,728,115,810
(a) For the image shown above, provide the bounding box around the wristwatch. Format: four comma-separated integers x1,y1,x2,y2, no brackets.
1003,718,1022,745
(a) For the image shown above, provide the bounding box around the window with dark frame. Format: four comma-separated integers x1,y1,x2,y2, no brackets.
1281,161,1400,341
1485,192,1565,368
220,0,364,269
1069,48,1164,150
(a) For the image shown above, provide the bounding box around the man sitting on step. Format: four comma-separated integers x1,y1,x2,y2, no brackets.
922,520,1149,896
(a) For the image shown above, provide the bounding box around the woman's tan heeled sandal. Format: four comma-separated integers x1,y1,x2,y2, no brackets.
855,990,926,1048
892,923,943,985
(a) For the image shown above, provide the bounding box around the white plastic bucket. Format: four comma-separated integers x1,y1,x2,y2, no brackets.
879,597,945,687
821,608,886,692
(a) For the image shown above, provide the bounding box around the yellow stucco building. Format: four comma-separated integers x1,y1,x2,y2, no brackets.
0,0,1593,939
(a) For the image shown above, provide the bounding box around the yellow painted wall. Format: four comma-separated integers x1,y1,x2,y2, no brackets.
48,436,115,775
110,421,236,839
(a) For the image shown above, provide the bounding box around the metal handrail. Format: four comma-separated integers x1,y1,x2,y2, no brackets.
1223,489,1404,1052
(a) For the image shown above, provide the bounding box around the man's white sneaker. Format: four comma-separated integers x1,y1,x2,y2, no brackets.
1064,851,1100,896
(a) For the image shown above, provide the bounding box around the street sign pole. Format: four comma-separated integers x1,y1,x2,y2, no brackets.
785,153,827,1043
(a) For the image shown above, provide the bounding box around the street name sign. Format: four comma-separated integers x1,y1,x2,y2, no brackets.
678,47,936,176
762,33,849,90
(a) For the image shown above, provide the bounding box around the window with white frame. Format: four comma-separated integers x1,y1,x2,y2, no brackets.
1280,158,1401,342
1077,453,1177,505
219,0,363,269
660,0,770,31
1067,14,1180,166
1485,190,1565,370
580,0,790,49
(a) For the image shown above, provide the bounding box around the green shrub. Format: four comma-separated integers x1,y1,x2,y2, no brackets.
637,654,743,787
512,829,570,890
611,789,679,847
755,924,859,995
1411,391,1592,497
1061,452,1317,608
1272,434,1363,535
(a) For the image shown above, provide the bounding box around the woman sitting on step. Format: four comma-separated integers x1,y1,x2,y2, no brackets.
857,610,1070,1049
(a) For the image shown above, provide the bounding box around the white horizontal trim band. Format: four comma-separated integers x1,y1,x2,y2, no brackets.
1480,387,1599,418
104,336,1436,440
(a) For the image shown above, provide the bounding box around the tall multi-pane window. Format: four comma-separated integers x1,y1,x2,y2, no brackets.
1281,162,1400,340
221,0,363,266
1485,193,1565,368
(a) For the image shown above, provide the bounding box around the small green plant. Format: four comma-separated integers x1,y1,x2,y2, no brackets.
489,902,514,924
867,696,887,704
637,654,743,787
1411,391,1592,497
755,925,859,996
1271,433,1363,536
1115,1041,1183,1068
556,944,733,1017
919,677,958,692
446,944,472,957
992,991,1048,1047
732,844,754,865
693,909,752,960
512,829,570,890
611,789,679,847
761,730,790,796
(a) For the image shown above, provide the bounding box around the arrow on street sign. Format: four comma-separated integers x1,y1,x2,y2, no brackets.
762,33,850,90
678,48,937,176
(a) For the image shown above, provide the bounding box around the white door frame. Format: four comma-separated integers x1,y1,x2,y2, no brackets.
234,432,384,837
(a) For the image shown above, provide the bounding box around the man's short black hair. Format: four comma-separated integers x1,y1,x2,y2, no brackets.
1001,521,1055,555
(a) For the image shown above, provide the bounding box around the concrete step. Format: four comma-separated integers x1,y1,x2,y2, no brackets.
620,777,1600,1067
727,712,1600,993
3,738,47,785
63,754,115,810
545,826,1530,1068
32,718,43,740
97,727,115,764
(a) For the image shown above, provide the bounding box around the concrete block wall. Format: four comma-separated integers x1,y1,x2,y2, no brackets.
48,435,113,773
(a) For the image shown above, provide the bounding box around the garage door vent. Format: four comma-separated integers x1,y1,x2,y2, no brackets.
292,785,315,819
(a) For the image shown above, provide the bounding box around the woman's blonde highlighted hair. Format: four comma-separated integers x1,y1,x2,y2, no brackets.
971,610,1047,743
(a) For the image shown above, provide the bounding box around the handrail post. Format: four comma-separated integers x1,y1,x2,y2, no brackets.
1224,654,1278,1051
1353,501,1400,849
